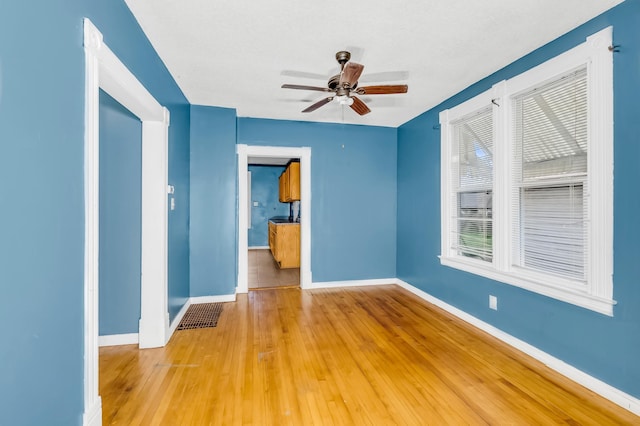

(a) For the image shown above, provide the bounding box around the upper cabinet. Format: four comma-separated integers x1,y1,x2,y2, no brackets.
279,161,300,202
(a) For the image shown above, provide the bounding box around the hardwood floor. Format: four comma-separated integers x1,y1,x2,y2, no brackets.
100,285,639,425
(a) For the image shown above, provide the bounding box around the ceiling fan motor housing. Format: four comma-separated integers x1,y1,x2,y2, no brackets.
328,75,341,90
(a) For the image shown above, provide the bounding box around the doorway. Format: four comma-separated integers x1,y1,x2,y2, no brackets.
247,162,300,289
237,145,312,294
83,18,170,425
98,90,142,341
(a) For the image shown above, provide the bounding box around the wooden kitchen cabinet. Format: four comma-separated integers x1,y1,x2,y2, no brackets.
279,161,300,202
268,221,300,269
279,168,288,202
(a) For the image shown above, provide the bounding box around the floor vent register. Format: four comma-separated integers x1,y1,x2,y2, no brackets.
176,303,223,330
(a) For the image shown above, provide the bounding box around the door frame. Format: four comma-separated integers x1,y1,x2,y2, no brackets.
237,145,312,292
83,18,170,426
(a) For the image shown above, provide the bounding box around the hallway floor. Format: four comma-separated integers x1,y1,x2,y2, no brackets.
248,248,299,289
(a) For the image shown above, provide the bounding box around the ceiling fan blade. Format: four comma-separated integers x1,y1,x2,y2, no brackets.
302,97,333,113
356,85,408,95
350,96,371,116
339,62,364,87
282,84,331,92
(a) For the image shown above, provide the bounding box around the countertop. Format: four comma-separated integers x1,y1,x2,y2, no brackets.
269,216,300,225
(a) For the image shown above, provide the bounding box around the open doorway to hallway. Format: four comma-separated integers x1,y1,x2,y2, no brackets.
237,145,311,294
247,160,300,290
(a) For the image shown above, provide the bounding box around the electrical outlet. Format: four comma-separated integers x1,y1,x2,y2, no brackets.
489,295,498,310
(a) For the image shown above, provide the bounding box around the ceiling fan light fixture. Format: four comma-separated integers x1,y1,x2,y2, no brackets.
334,95,354,106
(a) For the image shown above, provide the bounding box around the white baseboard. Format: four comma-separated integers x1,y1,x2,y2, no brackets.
306,278,395,290
168,299,192,338
249,246,269,250
98,333,138,347
190,294,237,304
393,278,640,416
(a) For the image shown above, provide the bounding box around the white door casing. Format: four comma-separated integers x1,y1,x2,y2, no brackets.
237,145,312,293
83,18,170,426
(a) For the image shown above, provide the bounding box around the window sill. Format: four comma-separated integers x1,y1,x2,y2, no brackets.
439,256,615,316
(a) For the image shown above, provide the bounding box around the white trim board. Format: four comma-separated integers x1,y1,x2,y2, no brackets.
393,279,640,416
307,278,396,290
190,294,238,304
168,300,192,338
249,246,270,250
98,333,139,347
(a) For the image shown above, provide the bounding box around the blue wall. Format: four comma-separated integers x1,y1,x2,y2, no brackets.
397,0,640,399
238,118,398,282
99,90,142,336
167,104,191,321
248,165,288,247
0,1,190,423
189,105,238,297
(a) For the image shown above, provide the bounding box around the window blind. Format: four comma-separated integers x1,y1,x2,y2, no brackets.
452,108,493,261
512,67,588,281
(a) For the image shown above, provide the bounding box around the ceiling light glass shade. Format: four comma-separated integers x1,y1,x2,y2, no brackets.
334,95,354,106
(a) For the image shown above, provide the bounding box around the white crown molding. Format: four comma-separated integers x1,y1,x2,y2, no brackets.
393,278,640,416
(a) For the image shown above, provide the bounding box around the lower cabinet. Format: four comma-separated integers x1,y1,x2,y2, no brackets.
268,221,300,269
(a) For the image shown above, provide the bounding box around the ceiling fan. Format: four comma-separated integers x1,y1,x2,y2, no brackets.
281,51,408,116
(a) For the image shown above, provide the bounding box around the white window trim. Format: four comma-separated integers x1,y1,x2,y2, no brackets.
440,27,614,316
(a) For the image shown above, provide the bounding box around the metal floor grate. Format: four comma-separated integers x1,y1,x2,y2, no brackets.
176,303,223,330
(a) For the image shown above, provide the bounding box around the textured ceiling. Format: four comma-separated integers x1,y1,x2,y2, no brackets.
124,0,622,128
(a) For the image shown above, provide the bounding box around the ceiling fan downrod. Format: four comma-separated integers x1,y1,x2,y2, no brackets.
335,51,351,70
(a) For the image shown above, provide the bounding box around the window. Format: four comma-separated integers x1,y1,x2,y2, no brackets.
451,108,493,262
440,27,614,315
512,68,587,282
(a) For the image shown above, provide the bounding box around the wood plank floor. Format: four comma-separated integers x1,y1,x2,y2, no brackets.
100,285,639,425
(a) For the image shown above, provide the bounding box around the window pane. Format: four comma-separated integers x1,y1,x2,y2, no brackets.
456,191,493,261
514,68,587,181
521,185,585,281
452,108,493,262
456,110,493,189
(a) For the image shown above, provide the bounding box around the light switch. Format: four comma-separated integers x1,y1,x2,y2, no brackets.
253,201,259,207
170,197,176,210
